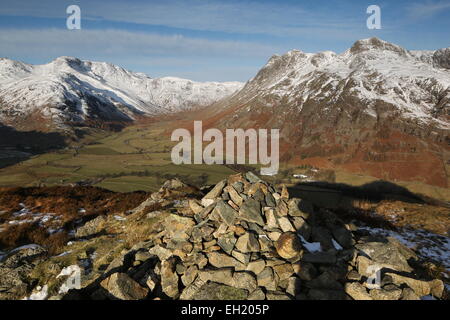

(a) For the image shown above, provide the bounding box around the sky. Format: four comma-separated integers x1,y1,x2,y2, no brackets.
0,0,449,82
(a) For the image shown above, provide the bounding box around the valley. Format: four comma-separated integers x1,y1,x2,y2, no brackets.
0,114,449,203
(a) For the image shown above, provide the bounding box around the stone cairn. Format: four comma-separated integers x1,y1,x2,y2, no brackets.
94,172,445,300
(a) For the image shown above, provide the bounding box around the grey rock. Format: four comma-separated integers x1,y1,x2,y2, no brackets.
286,277,302,296
345,282,372,300
135,251,153,262
239,198,264,226
331,227,354,249
272,264,295,281
370,285,402,300
191,282,249,300
231,250,251,265
306,271,343,290
233,272,258,292
257,267,276,290
276,200,288,216
232,182,244,193
278,217,295,233
252,189,266,202
346,270,362,281
266,292,292,300
188,199,203,215
217,232,237,254
311,226,334,251
160,259,180,298
302,252,336,265
248,288,266,300
245,172,262,183
181,265,199,287
207,252,246,270
235,232,260,253
76,215,106,238
287,198,312,219
199,268,234,286
291,217,311,240
400,287,420,300
179,277,208,300
265,193,276,207
203,179,226,199
385,272,435,297
213,201,238,226
100,273,149,300
226,186,243,207
0,245,48,300
292,261,317,281
148,245,173,261
356,241,413,274
264,208,279,229
246,260,266,275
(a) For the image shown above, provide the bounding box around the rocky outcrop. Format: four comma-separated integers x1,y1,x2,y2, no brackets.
1,174,446,300
0,245,48,299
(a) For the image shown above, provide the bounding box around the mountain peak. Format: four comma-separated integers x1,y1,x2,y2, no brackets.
349,37,408,56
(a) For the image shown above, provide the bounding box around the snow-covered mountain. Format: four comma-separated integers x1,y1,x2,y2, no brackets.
218,37,449,130
205,38,450,187
0,56,243,131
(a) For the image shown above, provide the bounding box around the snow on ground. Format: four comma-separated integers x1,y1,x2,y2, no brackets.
23,285,48,300
299,235,321,253
0,204,64,234
358,225,450,272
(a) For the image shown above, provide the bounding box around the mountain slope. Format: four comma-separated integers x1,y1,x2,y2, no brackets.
203,38,450,187
0,57,243,131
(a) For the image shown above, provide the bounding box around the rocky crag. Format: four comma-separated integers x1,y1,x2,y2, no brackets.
0,173,447,300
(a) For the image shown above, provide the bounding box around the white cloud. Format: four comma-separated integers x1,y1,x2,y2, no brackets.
0,28,280,58
0,0,362,37
0,28,281,81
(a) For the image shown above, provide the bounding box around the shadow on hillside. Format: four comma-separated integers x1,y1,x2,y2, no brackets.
0,123,68,169
288,180,425,206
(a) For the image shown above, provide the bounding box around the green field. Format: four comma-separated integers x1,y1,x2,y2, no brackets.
0,123,235,192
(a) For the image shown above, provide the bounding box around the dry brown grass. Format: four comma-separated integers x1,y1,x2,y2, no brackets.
0,222,69,255
0,186,149,224
0,186,150,254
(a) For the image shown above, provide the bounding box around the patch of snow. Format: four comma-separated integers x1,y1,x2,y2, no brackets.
358,226,450,272
55,251,72,258
332,239,343,251
9,243,42,254
24,285,48,300
114,215,126,221
299,235,322,253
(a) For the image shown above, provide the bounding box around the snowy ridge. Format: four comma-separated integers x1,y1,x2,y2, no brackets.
235,37,450,129
0,56,243,129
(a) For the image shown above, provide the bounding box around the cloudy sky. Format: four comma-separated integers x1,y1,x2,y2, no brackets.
1,0,449,81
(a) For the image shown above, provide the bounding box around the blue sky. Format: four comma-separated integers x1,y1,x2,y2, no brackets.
0,0,449,81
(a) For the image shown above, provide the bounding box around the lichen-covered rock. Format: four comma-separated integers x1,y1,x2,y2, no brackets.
274,232,303,260
100,273,148,300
